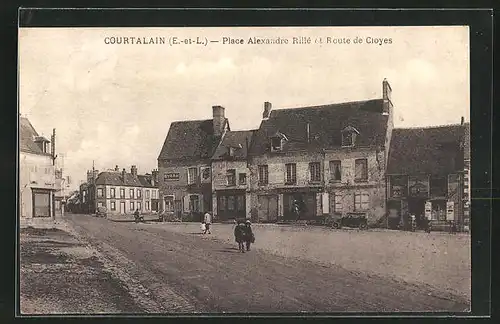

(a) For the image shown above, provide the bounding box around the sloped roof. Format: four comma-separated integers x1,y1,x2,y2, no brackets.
20,117,51,156
387,124,465,176
212,130,255,160
249,99,389,155
137,175,157,188
95,171,143,187
158,119,228,161
463,122,470,160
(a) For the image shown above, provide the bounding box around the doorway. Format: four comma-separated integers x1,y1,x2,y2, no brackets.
32,189,51,218
257,195,278,222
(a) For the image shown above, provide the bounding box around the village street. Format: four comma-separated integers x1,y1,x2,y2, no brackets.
24,214,467,314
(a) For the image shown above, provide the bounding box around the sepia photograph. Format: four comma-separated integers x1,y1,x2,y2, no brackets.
18,23,472,315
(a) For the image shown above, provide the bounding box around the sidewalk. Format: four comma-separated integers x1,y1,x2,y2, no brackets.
156,222,471,301
19,221,163,314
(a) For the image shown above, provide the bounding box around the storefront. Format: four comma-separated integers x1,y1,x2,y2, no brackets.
283,192,316,220
216,189,246,221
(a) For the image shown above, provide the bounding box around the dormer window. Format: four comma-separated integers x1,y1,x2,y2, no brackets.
270,132,288,152
341,126,360,147
271,137,282,151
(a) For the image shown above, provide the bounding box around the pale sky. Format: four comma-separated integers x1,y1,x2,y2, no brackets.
19,26,470,190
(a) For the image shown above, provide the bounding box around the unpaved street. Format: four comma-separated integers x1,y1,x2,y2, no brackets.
60,214,470,313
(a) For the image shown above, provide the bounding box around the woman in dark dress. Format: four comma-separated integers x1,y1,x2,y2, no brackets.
234,222,247,253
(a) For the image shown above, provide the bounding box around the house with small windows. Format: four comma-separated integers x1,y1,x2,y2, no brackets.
386,121,468,230
157,106,229,221
19,117,59,223
211,130,255,221
248,79,394,225
81,165,159,215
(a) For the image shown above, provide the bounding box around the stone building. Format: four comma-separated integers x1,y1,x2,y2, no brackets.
157,106,229,221
81,165,159,215
386,122,467,230
211,130,255,221
248,79,394,225
19,117,59,223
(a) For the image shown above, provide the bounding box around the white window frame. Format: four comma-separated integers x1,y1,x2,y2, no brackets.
329,160,342,181
226,169,236,186
97,188,103,198
258,165,269,185
285,163,297,184
354,192,370,211
110,187,116,198
188,167,198,185
354,158,368,182
309,162,321,182
333,193,343,213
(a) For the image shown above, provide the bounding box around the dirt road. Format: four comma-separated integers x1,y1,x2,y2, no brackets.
64,214,470,313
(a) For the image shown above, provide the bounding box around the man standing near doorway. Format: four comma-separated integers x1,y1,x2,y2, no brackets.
203,211,212,234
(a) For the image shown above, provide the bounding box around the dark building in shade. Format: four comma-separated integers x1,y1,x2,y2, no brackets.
386,122,468,230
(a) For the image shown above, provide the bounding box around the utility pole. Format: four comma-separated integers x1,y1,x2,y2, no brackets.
93,160,97,214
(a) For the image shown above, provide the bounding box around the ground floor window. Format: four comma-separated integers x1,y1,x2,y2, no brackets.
354,192,369,211
332,193,342,213
130,201,135,210
32,189,51,217
431,200,446,221
98,202,104,208
189,195,200,212
145,201,150,211
164,196,174,212
110,201,116,211
138,202,142,211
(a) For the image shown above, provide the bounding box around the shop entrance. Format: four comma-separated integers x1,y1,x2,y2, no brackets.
283,192,316,220
407,197,427,228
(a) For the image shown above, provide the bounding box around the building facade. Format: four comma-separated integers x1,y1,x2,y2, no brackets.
81,165,159,215
248,80,393,225
386,123,467,230
19,117,58,223
157,106,229,221
211,130,255,221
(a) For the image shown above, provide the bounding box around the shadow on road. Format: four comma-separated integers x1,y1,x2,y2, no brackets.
217,248,241,253
188,232,205,235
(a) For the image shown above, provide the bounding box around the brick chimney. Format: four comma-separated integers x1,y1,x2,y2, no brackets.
122,168,126,181
51,128,56,161
212,105,225,137
151,169,159,186
382,78,393,116
263,102,272,119
131,165,138,177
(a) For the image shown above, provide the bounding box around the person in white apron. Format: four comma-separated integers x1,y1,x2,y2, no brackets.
203,211,212,234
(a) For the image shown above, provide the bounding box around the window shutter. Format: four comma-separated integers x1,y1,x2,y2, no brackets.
183,195,190,212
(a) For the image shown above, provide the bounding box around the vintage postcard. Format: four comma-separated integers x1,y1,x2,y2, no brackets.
19,24,472,315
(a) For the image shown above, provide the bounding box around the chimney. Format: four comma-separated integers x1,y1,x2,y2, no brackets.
114,165,119,171
151,169,159,186
131,165,138,177
122,168,126,180
51,128,56,160
382,78,393,115
212,105,225,137
263,102,272,119
461,116,464,125
306,123,310,143
87,170,93,184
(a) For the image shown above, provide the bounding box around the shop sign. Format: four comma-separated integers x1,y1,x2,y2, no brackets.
164,173,180,181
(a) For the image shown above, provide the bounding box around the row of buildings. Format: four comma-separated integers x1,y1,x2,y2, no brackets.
77,165,160,215
157,79,471,229
19,117,68,223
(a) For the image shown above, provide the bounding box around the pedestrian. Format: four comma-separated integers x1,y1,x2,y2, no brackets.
234,221,246,252
242,220,255,251
203,211,212,234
